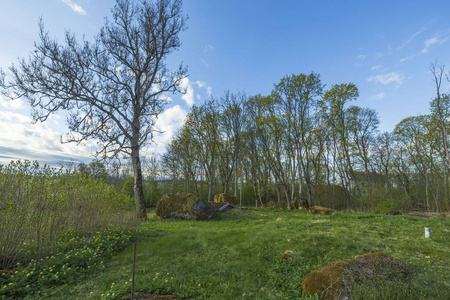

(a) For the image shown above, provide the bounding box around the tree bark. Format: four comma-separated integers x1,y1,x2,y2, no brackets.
131,147,147,219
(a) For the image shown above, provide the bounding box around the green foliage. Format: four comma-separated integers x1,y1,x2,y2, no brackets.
0,160,136,271
144,179,162,208
120,176,135,198
0,229,134,299
374,199,399,214
77,160,108,181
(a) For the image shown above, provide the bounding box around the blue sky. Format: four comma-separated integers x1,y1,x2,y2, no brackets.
1,0,450,166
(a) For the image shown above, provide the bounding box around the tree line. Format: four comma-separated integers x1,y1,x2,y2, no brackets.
161,69,450,212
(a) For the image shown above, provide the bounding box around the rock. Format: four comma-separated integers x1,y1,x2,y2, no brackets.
282,250,294,260
301,252,415,299
119,293,186,300
386,211,402,215
156,193,214,220
190,200,216,220
266,200,277,208
308,206,335,216
213,193,237,205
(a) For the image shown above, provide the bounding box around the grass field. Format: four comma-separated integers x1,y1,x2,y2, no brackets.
29,208,450,299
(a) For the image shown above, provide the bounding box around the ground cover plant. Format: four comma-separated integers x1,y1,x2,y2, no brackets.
0,160,138,299
27,208,450,299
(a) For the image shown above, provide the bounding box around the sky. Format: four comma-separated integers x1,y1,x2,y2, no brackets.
1,0,450,167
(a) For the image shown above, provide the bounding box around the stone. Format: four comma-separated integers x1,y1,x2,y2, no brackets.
308,206,335,216
156,193,214,220
190,200,216,220
281,250,294,260
213,193,237,205
266,201,277,208
301,252,415,299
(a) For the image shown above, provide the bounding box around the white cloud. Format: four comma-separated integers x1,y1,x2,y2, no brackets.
0,97,24,110
400,55,417,62
421,36,442,53
60,0,86,15
0,110,94,166
367,72,405,86
356,54,366,61
401,31,450,62
397,24,429,50
178,78,213,106
371,65,383,71
354,54,367,67
179,77,195,107
153,105,188,153
204,44,213,53
193,81,212,97
371,92,386,100
194,81,206,88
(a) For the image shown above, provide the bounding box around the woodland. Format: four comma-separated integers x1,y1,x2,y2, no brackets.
0,0,449,299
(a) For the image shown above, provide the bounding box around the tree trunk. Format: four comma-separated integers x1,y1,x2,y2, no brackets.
234,160,238,198
131,147,147,219
207,162,214,202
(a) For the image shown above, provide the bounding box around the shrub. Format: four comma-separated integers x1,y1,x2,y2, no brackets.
374,199,399,214
0,160,136,270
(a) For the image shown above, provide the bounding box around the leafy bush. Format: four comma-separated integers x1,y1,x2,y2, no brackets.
0,160,136,270
374,199,399,214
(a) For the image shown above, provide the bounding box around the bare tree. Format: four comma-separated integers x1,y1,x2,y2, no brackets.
184,99,220,202
0,0,187,218
219,91,247,197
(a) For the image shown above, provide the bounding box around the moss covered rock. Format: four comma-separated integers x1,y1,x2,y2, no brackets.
308,206,335,216
156,193,199,219
190,200,216,220
214,193,237,205
301,252,415,299
119,293,185,299
265,201,277,208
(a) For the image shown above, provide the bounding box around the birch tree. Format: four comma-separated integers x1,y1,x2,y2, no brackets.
0,0,187,218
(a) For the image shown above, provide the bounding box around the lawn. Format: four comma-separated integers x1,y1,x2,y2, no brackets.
32,208,450,299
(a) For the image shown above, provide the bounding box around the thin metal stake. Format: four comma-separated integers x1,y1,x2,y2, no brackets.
131,243,136,299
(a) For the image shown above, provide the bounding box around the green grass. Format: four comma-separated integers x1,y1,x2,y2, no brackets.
18,209,450,299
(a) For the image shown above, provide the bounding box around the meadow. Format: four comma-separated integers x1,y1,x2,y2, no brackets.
17,208,450,300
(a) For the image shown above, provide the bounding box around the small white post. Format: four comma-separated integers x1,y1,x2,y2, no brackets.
425,227,431,239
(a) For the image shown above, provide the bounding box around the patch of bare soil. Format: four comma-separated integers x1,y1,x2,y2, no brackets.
406,212,449,218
